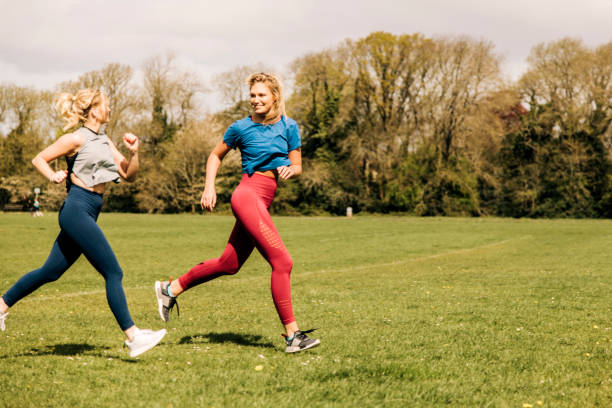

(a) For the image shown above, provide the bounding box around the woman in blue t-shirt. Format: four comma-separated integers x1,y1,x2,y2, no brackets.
155,73,320,353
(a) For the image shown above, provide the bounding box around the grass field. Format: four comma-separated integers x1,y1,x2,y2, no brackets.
0,213,610,407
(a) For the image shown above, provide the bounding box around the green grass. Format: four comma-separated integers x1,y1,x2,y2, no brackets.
0,213,610,407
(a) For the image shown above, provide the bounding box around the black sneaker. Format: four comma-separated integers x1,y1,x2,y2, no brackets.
155,281,179,322
285,329,320,353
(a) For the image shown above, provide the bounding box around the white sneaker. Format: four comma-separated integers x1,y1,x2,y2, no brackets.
125,328,167,357
0,312,7,332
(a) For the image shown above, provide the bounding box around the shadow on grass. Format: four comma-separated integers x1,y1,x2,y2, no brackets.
0,342,136,362
179,332,275,349
37,343,101,355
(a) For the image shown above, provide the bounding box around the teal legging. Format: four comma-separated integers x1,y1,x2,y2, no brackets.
2,185,134,330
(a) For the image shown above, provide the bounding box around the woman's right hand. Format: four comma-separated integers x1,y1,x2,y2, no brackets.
200,141,229,212
50,170,68,184
122,133,139,153
31,132,81,185
200,187,217,212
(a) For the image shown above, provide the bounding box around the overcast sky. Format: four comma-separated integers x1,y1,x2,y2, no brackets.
1,0,610,107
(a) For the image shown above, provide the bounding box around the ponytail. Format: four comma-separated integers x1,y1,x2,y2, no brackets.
55,89,102,131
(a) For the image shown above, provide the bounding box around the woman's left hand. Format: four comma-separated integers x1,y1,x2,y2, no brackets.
122,133,139,153
277,165,296,180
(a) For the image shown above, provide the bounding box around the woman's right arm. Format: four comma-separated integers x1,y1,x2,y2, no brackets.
31,133,82,183
200,141,231,212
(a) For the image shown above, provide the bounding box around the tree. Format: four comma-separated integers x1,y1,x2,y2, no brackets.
503,38,612,217
0,85,53,176
288,32,503,214
135,116,232,213
346,32,436,207
57,63,135,139
288,46,357,214
137,53,205,159
130,53,207,212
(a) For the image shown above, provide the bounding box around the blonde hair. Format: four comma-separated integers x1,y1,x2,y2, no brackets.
55,89,104,131
247,72,286,122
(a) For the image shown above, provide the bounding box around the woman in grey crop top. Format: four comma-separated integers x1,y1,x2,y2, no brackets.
0,88,166,357
33,89,138,194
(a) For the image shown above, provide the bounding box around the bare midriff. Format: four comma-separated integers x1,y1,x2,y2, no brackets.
71,173,107,194
254,170,277,178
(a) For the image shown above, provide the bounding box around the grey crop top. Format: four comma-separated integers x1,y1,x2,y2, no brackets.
65,126,120,190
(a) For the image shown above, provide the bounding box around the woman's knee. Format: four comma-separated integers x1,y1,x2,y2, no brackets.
33,267,65,284
273,253,293,274
218,256,241,275
104,267,124,283
47,272,64,283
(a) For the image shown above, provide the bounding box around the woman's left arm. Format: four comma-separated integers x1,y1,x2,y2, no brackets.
277,148,302,180
109,133,139,182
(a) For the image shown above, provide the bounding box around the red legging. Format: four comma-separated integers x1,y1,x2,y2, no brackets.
178,174,295,324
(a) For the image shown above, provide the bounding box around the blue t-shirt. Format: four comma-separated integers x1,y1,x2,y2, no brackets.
223,116,301,175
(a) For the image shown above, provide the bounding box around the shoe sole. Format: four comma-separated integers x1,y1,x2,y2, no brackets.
0,312,7,332
154,281,169,322
286,339,321,353
129,329,167,358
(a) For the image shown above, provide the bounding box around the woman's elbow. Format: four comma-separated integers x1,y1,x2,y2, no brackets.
31,154,45,167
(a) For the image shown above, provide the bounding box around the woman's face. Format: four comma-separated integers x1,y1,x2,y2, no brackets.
250,82,274,116
91,94,111,124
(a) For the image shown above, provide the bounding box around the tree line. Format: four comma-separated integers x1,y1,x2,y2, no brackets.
1,32,611,217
